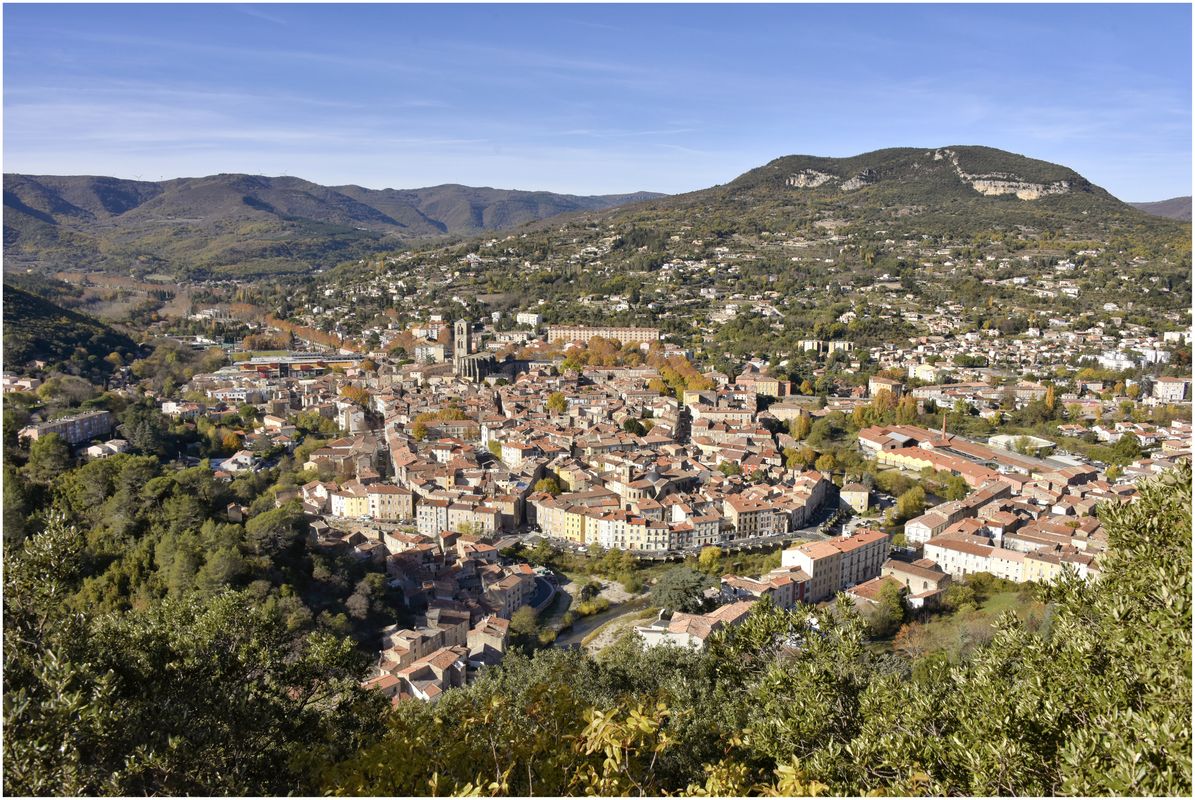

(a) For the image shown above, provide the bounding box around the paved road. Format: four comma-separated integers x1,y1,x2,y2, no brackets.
528,576,555,611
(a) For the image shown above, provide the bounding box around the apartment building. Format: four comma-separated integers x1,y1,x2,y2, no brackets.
367,484,414,521
546,325,661,346
18,410,114,446
417,497,451,538
782,528,891,603
1152,376,1190,402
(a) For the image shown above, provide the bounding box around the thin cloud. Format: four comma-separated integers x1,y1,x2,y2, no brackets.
234,4,288,26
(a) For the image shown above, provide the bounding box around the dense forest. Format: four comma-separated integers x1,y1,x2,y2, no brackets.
4,454,1189,795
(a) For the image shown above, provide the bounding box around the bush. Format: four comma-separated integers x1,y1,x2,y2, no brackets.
619,572,644,594
575,597,611,617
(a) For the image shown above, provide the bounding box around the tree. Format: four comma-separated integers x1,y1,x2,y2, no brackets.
865,581,906,638
24,433,71,485
697,546,724,573
3,586,385,797
718,461,742,476
622,417,646,436
3,464,33,546
244,504,304,558
785,446,817,470
807,417,837,449
893,485,927,524
546,392,568,415
238,403,259,427
942,582,978,613
1112,433,1141,463
509,605,540,649
941,474,970,501
650,567,713,614
340,385,370,406
120,403,169,456
410,421,428,441
814,453,836,474
534,477,562,496
788,414,812,441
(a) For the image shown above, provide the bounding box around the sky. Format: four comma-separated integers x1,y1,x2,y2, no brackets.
3,2,1192,199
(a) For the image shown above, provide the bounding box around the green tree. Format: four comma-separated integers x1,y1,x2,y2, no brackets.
244,504,305,558
941,474,970,501
865,581,906,638
509,605,541,650
120,402,170,456
3,588,383,796
650,567,713,614
1112,433,1142,463
24,433,72,485
893,485,927,524
534,477,563,495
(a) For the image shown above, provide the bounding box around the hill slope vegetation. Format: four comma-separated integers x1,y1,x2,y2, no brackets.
1130,196,1192,221
2,173,662,278
2,284,140,376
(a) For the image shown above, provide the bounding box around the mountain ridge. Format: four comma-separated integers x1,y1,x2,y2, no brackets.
1130,196,1191,221
2,172,665,278
5,146,1185,279
511,145,1183,246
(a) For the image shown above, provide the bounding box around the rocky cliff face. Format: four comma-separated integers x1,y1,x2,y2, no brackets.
786,169,836,188
937,148,1071,200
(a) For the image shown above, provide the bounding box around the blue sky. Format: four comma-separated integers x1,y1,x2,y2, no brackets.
3,3,1191,199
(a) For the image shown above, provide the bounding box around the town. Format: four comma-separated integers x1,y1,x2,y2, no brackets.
10,304,1190,704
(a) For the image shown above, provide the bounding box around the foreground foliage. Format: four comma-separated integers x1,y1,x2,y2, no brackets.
320,464,1192,796
3,465,1190,795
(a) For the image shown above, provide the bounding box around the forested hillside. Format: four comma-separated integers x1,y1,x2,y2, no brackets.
4,462,1189,796
2,284,141,379
2,173,662,278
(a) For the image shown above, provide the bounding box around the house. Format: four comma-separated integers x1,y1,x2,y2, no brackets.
845,575,905,606
839,482,870,514
217,449,258,474
330,483,370,518
868,376,903,398
881,558,952,608
719,567,810,609
635,600,756,649
1152,376,1190,402
83,439,130,459
467,615,511,665
393,645,470,703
